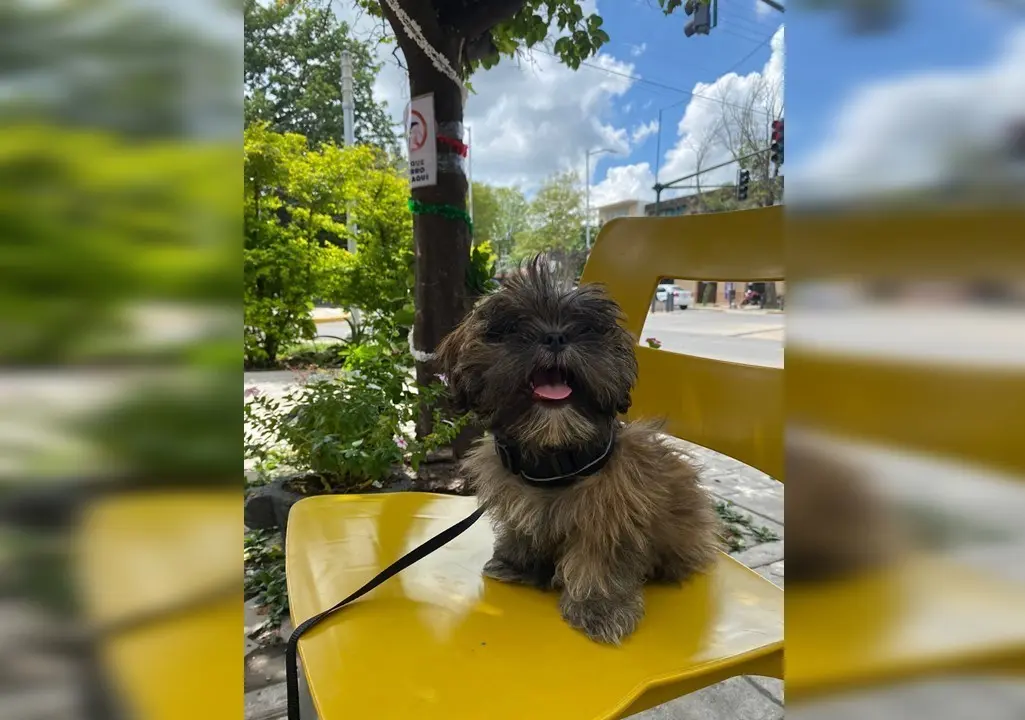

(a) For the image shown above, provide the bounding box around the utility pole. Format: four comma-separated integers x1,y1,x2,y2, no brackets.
467,126,473,226
585,147,616,251
585,151,590,251
341,50,360,326
341,50,356,246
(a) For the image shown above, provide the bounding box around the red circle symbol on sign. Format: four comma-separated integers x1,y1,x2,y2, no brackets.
408,109,427,152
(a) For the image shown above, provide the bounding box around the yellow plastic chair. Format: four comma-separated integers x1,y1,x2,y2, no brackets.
785,207,1025,701
286,206,784,719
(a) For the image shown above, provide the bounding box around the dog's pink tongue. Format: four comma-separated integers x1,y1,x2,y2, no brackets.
533,382,572,400
532,369,572,400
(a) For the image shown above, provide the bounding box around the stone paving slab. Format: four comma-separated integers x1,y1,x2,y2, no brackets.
755,560,785,588
732,540,786,569
711,484,784,527
631,676,783,719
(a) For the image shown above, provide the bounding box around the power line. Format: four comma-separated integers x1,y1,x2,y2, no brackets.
718,12,775,36
719,27,770,45
531,47,770,117
718,0,782,31
718,28,776,77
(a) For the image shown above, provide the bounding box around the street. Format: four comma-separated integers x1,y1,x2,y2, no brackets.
314,308,785,368
641,309,783,367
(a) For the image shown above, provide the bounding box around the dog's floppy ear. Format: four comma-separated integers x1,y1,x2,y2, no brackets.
616,393,632,416
614,333,639,416
434,320,473,414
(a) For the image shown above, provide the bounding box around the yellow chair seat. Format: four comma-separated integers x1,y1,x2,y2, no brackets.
286,492,783,720
786,554,1025,701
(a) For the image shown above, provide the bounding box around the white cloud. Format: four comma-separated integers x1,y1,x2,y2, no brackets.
631,119,659,144
589,24,785,206
630,42,647,57
464,51,634,191
791,24,1025,204
590,163,658,207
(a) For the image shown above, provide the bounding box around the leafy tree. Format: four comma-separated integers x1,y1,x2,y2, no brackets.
470,182,531,264
710,73,783,211
470,182,501,247
513,170,585,272
245,0,398,150
244,122,413,367
491,186,531,265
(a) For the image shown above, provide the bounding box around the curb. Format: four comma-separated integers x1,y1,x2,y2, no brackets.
313,313,348,324
653,306,783,316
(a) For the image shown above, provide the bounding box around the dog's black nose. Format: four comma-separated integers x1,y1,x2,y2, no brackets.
543,332,567,351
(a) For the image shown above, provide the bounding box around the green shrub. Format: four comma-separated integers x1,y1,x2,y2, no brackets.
244,320,468,492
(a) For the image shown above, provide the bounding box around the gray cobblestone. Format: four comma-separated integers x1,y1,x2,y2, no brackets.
630,676,783,719
755,560,785,588
732,540,785,569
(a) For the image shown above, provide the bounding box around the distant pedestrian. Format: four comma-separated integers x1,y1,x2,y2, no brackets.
726,282,736,308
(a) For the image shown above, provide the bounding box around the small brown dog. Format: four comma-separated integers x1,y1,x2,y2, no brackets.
435,258,720,644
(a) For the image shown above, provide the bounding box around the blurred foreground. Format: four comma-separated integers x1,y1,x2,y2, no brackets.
0,1,241,719
785,0,1025,716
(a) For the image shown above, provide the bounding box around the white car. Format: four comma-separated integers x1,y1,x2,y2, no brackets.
655,284,692,309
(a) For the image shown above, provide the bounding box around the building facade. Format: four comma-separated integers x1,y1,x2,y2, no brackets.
596,199,646,225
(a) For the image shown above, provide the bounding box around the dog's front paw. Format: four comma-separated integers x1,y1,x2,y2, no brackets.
559,593,644,645
483,556,532,584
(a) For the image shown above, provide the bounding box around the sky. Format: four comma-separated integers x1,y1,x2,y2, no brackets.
337,0,1025,207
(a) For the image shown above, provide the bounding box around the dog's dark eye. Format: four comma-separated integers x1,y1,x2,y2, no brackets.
485,319,518,341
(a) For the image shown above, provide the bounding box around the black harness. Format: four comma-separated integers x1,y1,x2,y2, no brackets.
493,424,618,488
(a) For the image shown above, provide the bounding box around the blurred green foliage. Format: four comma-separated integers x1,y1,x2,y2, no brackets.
0,126,238,365
244,122,413,367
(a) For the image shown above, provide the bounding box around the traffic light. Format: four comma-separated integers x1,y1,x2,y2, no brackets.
684,0,713,37
736,169,750,202
770,119,784,166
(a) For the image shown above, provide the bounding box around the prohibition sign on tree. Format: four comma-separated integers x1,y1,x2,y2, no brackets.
408,109,427,152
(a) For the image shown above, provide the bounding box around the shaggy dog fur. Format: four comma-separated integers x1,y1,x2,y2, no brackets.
435,258,720,644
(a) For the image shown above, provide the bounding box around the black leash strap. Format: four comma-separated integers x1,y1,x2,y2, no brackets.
285,506,486,720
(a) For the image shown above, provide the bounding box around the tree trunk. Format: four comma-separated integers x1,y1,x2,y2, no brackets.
383,1,477,457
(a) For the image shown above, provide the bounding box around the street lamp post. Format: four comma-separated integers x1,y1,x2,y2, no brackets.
585,147,616,251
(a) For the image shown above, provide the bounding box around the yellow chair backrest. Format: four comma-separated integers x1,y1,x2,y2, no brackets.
788,207,1025,478
580,206,784,481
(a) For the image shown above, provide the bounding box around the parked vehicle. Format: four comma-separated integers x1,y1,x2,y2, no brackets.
655,284,692,309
